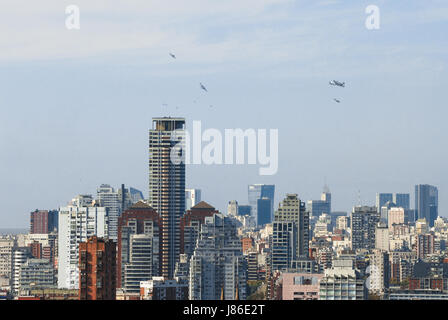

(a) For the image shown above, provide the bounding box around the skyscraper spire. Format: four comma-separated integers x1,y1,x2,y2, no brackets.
323,176,330,194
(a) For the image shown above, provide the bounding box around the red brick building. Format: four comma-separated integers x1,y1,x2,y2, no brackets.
409,278,443,291
30,210,49,234
79,236,116,300
30,210,58,234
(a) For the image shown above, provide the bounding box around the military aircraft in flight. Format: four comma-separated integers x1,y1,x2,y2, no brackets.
333,98,341,103
329,80,345,87
169,53,176,59
200,83,208,92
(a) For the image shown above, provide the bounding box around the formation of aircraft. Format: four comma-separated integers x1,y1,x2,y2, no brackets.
329,79,346,103
165,53,211,108
167,53,347,109
329,80,345,87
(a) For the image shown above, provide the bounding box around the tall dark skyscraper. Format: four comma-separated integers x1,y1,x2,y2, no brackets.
415,184,438,227
257,198,272,226
149,117,186,278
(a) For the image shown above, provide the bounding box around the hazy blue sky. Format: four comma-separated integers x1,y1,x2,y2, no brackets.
0,0,447,227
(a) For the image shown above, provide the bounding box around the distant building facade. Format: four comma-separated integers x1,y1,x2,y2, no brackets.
415,184,438,227
248,184,275,226
185,189,202,211
30,210,58,234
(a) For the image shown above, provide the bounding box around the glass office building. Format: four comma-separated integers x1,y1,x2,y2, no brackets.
248,184,275,226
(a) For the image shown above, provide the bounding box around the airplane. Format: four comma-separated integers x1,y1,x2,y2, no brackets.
200,83,208,92
333,98,341,103
329,80,345,87
169,53,176,59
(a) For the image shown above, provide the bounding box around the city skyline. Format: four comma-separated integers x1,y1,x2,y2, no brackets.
0,165,442,229
0,1,447,228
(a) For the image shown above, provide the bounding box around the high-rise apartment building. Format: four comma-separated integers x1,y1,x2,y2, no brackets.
375,222,389,252
180,201,217,259
388,207,406,231
117,201,160,291
246,251,259,281
368,249,390,295
415,184,438,227
58,195,108,289
350,206,380,251
149,117,186,278
272,194,309,271
0,238,15,283
248,184,275,226
30,210,58,234
79,236,116,300
416,234,435,259
97,184,122,242
12,246,32,294
189,213,247,300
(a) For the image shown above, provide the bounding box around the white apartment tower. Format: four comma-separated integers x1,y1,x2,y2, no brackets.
57,195,108,289
97,184,121,242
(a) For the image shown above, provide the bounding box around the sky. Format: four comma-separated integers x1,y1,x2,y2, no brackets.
0,0,447,227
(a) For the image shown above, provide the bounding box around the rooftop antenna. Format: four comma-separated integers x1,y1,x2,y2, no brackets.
357,189,361,206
